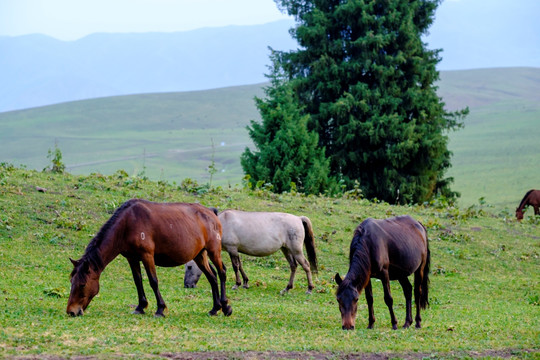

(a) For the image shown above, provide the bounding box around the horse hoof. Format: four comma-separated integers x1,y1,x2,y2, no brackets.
132,310,145,315
279,289,288,296
154,313,165,318
232,285,239,290
242,284,249,289
305,289,312,295
208,309,220,316
223,305,233,317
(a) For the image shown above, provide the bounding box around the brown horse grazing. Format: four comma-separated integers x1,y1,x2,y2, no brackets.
67,199,232,318
516,189,540,221
335,215,430,330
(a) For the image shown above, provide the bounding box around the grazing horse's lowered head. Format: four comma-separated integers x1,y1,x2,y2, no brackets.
67,258,101,317
335,274,359,330
184,260,203,288
516,189,540,221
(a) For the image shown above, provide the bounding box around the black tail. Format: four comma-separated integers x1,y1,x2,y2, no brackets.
420,243,430,309
301,216,318,274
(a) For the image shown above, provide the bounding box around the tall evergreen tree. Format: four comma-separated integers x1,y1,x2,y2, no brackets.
274,0,468,203
241,58,333,195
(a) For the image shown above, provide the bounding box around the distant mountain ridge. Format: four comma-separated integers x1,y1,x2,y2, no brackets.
2,0,539,113
0,21,297,113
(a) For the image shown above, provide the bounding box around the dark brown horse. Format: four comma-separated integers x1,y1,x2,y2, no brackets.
516,189,540,221
67,199,232,317
335,215,430,330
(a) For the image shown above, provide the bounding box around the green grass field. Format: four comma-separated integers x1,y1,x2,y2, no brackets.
0,165,538,358
1,67,539,213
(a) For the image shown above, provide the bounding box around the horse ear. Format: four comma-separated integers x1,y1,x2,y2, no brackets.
335,273,343,285
70,258,79,267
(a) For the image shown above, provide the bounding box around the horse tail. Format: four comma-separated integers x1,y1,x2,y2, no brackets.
420,239,431,310
300,216,318,274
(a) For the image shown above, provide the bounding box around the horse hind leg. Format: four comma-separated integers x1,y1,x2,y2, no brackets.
194,251,225,316
295,253,314,294
398,277,413,328
280,248,297,295
140,253,167,317
414,271,423,328
206,249,233,317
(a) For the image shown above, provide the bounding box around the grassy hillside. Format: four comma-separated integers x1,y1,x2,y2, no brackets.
0,84,264,186
439,68,540,211
0,165,538,358
1,67,539,213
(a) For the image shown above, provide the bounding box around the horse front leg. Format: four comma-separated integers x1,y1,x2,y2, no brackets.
399,277,413,328
127,257,148,314
381,270,398,330
237,256,249,289
365,280,375,329
141,254,167,317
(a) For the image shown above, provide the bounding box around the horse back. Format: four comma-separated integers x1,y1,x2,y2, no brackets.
121,200,221,265
361,216,427,278
218,210,303,256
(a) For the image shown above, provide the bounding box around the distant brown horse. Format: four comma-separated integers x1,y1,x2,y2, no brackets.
516,189,540,221
67,199,232,317
335,215,430,330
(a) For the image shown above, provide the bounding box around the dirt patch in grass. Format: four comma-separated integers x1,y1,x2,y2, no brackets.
11,349,538,360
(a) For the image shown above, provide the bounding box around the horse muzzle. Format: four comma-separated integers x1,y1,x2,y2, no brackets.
67,306,84,317
341,315,356,330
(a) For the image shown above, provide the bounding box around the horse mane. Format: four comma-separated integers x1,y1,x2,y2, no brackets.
517,189,534,210
72,199,137,280
343,226,371,288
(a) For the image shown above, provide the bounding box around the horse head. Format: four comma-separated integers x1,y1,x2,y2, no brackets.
183,260,203,288
66,258,100,316
335,273,359,330
516,208,524,221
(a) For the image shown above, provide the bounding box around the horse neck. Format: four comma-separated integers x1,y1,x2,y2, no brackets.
97,230,122,267
517,190,533,211
83,216,126,273
346,244,372,290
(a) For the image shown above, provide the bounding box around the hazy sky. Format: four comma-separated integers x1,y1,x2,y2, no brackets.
0,0,292,41
1,0,539,70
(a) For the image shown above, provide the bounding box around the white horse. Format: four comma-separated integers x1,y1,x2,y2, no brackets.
184,210,318,294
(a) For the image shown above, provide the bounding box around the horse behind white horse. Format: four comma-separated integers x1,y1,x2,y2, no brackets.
184,210,318,294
